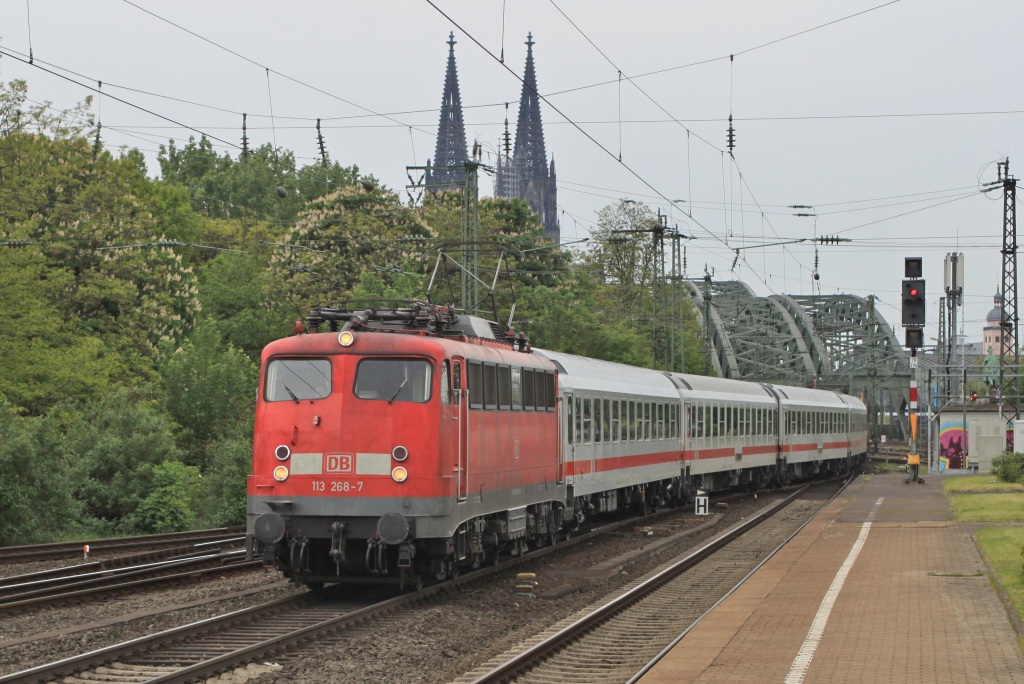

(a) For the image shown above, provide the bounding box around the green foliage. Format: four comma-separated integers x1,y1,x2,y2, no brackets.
197,250,291,359
202,425,254,526
53,387,186,527
0,398,82,545
157,136,360,224
130,461,199,533
271,184,433,313
993,452,1024,483
159,320,258,468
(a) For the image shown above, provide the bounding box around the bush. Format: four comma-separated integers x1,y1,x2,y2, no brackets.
130,461,199,533
992,452,1024,483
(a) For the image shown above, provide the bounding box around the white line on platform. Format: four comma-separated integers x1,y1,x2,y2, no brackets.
784,496,884,684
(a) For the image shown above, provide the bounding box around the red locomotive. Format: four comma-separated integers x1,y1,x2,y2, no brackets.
247,302,866,589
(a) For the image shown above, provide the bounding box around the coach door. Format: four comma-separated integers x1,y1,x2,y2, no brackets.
452,357,469,502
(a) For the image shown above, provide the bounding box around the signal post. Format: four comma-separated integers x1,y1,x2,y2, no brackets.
903,257,926,484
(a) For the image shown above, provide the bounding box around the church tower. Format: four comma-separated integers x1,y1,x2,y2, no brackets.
425,33,468,192
495,34,560,243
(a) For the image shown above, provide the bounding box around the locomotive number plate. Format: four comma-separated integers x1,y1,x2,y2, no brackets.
311,480,364,493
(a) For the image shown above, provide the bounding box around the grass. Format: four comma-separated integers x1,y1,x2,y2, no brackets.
950,493,1024,522
943,475,1024,494
974,527,1024,650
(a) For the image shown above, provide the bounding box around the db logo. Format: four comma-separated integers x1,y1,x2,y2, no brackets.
326,453,353,473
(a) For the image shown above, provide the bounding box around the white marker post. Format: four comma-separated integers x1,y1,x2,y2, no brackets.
694,490,709,516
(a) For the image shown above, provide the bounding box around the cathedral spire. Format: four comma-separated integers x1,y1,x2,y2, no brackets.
427,32,468,192
512,33,548,179
495,33,559,242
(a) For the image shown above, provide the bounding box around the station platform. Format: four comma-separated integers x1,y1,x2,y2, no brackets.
638,472,1024,683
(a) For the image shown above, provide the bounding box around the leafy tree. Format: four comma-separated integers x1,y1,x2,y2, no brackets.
0,79,201,413
157,136,360,224
160,320,259,468
196,250,291,359
53,387,186,528
130,461,200,533
0,398,82,544
202,424,254,526
271,183,433,315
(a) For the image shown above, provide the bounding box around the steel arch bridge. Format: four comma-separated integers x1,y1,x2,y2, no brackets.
684,280,911,442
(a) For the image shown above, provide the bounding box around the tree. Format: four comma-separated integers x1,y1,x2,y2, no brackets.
54,387,186,529
160,319,259,469
271,183,433,315
157,136,360,224
0,79,201,412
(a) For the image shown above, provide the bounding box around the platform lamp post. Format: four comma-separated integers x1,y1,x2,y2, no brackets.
902,257,926,484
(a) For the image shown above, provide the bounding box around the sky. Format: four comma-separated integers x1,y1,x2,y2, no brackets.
0,0,1021,345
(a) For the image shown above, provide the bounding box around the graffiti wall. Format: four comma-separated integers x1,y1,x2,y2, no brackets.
939,417,967,469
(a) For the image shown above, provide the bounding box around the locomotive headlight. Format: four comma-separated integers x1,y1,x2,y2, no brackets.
273,465,289,482
392,445,409,462
338,330,355,347
391,466,409,483
275,445,291,461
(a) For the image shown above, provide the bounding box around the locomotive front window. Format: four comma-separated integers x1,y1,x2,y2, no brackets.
265,358,332,402
355,359,432,403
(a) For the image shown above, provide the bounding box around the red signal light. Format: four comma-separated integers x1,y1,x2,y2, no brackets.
909,288,919,296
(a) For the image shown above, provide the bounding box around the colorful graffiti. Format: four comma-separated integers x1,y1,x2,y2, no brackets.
939,418,967,469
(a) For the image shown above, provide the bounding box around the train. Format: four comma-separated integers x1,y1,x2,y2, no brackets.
246,302,867,589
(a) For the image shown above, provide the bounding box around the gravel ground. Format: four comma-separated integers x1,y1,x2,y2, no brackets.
249,489,807,684
0,484,840,682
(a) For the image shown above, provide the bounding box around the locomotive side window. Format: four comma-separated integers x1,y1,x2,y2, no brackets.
498,366,512,409
523,369,535,409
440,362,451,405
511,367,522,409
484,365,498,409
265,358,331,402
468,361,483,408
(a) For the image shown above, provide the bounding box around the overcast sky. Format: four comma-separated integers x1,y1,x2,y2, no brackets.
0,1,1020,344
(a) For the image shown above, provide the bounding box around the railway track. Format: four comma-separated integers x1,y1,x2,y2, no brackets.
0,550,258,613
0,527,246,564
0,480,843,683
454,478,850,684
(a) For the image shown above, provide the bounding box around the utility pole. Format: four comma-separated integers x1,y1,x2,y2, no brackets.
997,160,1019,445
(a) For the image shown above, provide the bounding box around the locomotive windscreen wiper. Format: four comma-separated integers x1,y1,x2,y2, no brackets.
387,377,408,404
281,383,300,404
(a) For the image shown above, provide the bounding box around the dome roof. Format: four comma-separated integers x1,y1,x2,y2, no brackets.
987,289,1004,323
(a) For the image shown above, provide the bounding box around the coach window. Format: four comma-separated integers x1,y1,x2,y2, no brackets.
354,359,431,403
594,399,603,444
567,394,575,445
498,366,512,410
656,403,664,439
511,367,523,409
574,396,582,443
469,362,483,409
265,358,331,402
611,400,619,443
583,397,593,444
440,362,451,405
602,397,610,440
